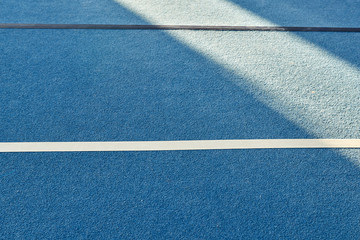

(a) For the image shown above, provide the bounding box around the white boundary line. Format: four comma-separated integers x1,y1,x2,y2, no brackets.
0,139,360,152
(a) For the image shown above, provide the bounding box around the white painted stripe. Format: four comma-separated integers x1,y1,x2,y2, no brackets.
0,139,359,152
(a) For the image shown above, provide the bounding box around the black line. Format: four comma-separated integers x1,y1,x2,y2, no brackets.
1,23,360,32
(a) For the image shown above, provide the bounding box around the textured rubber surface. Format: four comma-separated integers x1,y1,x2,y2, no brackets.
1,30,359,142
1,0,360,238
1,0,360,27
1,150,360,239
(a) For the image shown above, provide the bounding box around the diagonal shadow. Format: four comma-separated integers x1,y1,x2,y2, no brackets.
110,0,360,143
228,0,360,68
0,1,360,239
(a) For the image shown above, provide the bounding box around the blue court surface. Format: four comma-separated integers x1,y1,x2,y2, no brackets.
1,0,360,239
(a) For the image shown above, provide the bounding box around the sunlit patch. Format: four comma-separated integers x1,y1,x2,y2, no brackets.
115,0,275,26
114,0,360,165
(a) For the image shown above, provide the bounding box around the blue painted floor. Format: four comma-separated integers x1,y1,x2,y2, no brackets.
1,0,360,239
1,150,360,239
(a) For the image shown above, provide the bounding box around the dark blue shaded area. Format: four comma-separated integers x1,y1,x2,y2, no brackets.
229,0,360,69
1,150,360,239
0,0,147,24
0,29,311,142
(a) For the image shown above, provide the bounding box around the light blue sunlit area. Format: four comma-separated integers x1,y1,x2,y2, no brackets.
1,0,360,239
